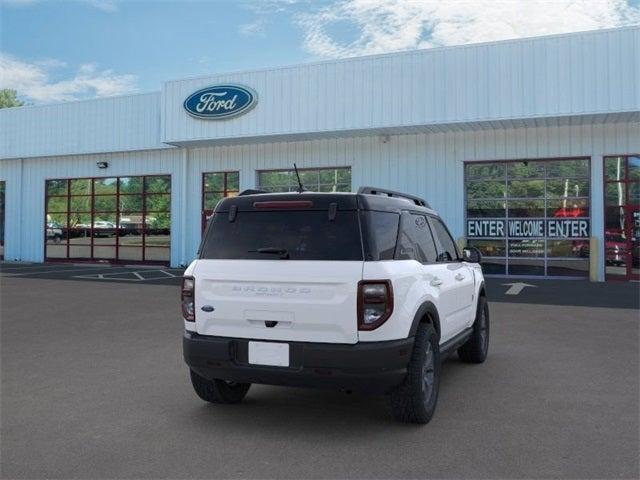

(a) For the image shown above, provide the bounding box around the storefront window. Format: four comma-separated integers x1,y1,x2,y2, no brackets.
465,158,591,277
201,171,239,231
257,167,351,193
45,175,171,264
603,155,639,280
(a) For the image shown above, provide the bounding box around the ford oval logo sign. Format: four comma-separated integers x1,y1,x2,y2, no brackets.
183,84,257,119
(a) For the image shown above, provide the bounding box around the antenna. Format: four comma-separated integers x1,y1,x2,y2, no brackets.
293,163,305,193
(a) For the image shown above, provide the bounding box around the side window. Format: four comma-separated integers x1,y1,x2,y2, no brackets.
362,211,399,261
395,213,438,263
429,217,459,262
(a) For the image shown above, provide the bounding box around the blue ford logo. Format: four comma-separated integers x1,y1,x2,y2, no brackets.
183,84,257,119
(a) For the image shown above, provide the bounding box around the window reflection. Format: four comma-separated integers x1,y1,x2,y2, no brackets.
45,175,171,264
605,183,625,206
465,158,591,277
605,157,625,181
201,171,241,233
257,167,351,193
467,200,506,218
629,156,640,181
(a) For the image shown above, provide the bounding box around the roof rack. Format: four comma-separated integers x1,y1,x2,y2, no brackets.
357,186,430,208
238,189,268,196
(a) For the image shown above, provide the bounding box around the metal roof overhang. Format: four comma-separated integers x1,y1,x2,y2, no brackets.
164,111,640,148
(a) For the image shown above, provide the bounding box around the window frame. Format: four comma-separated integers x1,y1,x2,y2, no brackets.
44,174,171,265
464,156,592,277
256,166,352,193
201,171,240,232
602,154,640,281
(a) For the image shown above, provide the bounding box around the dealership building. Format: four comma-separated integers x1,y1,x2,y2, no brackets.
1,26,638,281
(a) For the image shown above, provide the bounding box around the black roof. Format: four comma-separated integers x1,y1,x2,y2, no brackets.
215,190,438,216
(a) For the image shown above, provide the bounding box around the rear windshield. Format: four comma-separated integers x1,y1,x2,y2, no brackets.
200,210,364,261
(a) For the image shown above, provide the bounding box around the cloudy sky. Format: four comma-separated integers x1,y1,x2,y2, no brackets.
1,0,639,104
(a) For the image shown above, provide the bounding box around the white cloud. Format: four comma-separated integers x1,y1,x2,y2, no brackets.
239,18,266,36
297,0,640,58
0,53,137,103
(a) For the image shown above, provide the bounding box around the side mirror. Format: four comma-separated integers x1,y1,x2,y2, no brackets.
462,247,482,263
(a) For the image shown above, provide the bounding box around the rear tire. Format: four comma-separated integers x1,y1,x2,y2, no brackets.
458,296,490,364
189,369,251,404
386,323,440,424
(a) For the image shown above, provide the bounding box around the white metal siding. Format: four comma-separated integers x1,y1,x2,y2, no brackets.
181,122,639,280
1,120,638,279
0,149,185,266
163,27,640,145
0,92,167,160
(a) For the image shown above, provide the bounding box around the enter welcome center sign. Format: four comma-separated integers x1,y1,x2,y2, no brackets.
467,219,590,238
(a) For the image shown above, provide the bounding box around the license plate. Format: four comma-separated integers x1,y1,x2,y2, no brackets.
248,341,289,367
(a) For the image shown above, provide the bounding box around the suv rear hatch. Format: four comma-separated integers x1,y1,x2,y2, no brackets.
194,196,363,344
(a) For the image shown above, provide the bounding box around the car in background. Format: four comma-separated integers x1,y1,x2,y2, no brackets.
45,222,63,243
93,221,116,237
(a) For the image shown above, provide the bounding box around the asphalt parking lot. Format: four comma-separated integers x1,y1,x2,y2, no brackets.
0,262,184,285
1,265,638,479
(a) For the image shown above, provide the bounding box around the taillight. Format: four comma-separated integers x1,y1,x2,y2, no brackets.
357,280,393,330
182,276,195,322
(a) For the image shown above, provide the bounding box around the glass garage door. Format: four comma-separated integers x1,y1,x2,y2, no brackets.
45,175,171,264
257,167,351,193
604,155,639,281
201,171,239,231
465,158,591,277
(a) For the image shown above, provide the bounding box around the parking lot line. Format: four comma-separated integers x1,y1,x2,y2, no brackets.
1,266,134,276
72,269,180,282
158,269,178,277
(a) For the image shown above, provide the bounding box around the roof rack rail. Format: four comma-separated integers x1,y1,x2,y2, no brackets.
357,186,430,208
238,189,267,196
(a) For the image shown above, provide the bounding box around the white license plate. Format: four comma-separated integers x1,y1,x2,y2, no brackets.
248,341,289,367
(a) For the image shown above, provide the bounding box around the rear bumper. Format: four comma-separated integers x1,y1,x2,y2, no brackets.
183,331,413,394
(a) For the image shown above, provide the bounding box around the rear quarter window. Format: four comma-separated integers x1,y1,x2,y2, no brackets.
200,210,363,261
361,211,399,260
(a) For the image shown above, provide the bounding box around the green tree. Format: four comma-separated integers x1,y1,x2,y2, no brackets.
0,89,24,109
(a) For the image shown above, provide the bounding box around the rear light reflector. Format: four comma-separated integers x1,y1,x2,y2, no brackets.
182,276,195,322
357,280,393,331
253,200,313,209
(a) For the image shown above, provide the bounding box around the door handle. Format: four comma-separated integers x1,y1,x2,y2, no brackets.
430,277,443,287
455,273,465,281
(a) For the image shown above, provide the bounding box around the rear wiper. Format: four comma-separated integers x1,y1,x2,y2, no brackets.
250,247,290,259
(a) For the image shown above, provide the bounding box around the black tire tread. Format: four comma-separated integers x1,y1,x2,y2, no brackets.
458,296,489,364
386,323,440,424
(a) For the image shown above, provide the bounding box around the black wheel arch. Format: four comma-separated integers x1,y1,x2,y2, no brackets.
408,301,441,340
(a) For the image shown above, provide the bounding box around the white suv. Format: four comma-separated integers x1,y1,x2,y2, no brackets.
182,187,489,424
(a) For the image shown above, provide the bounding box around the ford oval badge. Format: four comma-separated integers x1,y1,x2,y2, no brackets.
183,84,257,120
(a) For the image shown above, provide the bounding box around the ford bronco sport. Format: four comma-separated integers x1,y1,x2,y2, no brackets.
182,187,489,424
